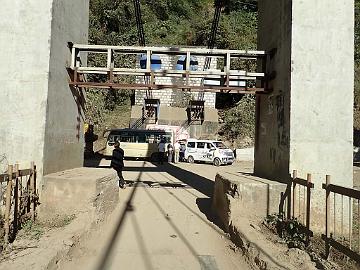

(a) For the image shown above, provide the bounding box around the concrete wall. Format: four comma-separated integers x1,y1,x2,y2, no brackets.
43,0,89,175
0,0,88,187
289,0,354,230
254,0,292,180
256,0,354,231
0,0,53,178
290,0,353,186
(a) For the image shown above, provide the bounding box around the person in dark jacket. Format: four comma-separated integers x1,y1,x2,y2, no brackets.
111,141,126,188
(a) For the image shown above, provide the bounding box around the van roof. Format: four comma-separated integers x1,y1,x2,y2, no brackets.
109,128,171,134
186,139,221,143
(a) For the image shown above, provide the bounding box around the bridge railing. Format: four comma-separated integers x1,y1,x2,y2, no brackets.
68,44,274,94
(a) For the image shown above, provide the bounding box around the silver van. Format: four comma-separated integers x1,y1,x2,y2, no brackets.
184,139,234,166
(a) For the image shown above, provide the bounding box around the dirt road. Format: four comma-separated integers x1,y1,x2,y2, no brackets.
58,160,251,270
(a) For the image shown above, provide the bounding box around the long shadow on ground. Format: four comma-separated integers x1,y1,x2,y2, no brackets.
123,163,214,198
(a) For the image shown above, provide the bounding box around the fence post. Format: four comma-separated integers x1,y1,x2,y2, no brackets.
4,165,13,245
14,163,19,235
30,162,36,221
306,173,312,245
325,175,331,258
292,170,297,218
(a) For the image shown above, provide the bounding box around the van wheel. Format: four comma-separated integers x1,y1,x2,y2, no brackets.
188,156,195,164
213,158,221,167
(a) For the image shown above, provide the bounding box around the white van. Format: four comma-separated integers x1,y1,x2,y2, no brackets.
184,139,234,166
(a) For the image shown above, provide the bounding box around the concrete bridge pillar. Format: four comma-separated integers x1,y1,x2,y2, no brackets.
255,0,354,229
0,0,89,189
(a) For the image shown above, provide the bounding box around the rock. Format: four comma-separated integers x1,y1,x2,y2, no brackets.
250,223,261,231
63,240,74,247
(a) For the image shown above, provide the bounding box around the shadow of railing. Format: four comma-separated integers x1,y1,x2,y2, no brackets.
124,163,214,198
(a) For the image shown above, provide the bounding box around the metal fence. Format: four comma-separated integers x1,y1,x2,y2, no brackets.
0,163,37,245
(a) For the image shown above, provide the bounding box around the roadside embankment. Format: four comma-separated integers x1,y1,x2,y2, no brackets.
212,171,317,269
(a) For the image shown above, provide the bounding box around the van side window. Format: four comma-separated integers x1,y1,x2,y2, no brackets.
207,143,214,149
187,142,195,148
197,142,205,148
137,135,146,143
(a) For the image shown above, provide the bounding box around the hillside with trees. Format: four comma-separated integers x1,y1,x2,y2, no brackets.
87,0,360,148
87,0,258,148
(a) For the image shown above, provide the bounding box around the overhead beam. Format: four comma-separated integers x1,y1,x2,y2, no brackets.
68,81,269,94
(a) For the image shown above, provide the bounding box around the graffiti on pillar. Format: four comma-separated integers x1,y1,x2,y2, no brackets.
276,91,289,148
270,147,276,163
260,122,267,135
267,95,274,115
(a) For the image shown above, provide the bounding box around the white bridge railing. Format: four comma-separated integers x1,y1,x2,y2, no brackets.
68,44,275,94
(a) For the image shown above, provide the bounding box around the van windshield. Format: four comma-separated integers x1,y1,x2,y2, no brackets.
213,142,227,149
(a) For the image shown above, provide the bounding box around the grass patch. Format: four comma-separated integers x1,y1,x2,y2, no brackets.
42,214,76,229
20,220,45,241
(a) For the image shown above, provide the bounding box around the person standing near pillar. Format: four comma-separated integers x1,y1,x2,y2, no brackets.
174,141,180,163
84,124,98,158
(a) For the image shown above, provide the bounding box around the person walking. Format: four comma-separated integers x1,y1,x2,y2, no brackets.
111,141,126,188
167,143,174,163
179,142,186,162
158,138,166,165
174,141,180,163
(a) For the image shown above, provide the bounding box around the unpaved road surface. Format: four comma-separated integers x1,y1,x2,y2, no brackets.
58,160,251,270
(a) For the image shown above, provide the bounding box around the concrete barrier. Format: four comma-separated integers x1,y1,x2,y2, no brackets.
235,147,254,161
212,171,287,231
40,167,119,223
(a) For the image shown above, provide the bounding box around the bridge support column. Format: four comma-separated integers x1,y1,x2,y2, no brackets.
255,0,354,229
0,0,89,189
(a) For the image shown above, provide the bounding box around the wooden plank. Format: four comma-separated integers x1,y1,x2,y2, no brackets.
74,66,265,78
0,169,31,183
293,177,315,188
71,47,76,68
292,170,297,218
14,164,19,234
322,183,360,200
325,175,331,257
68,82,265,93
72,44,267,56
306,173,312,245
107,48,112,69
19,169,31,177
77,71,259,81
322,234,360,263
30,162,35,221
4,165,13,245
146,50,151,73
